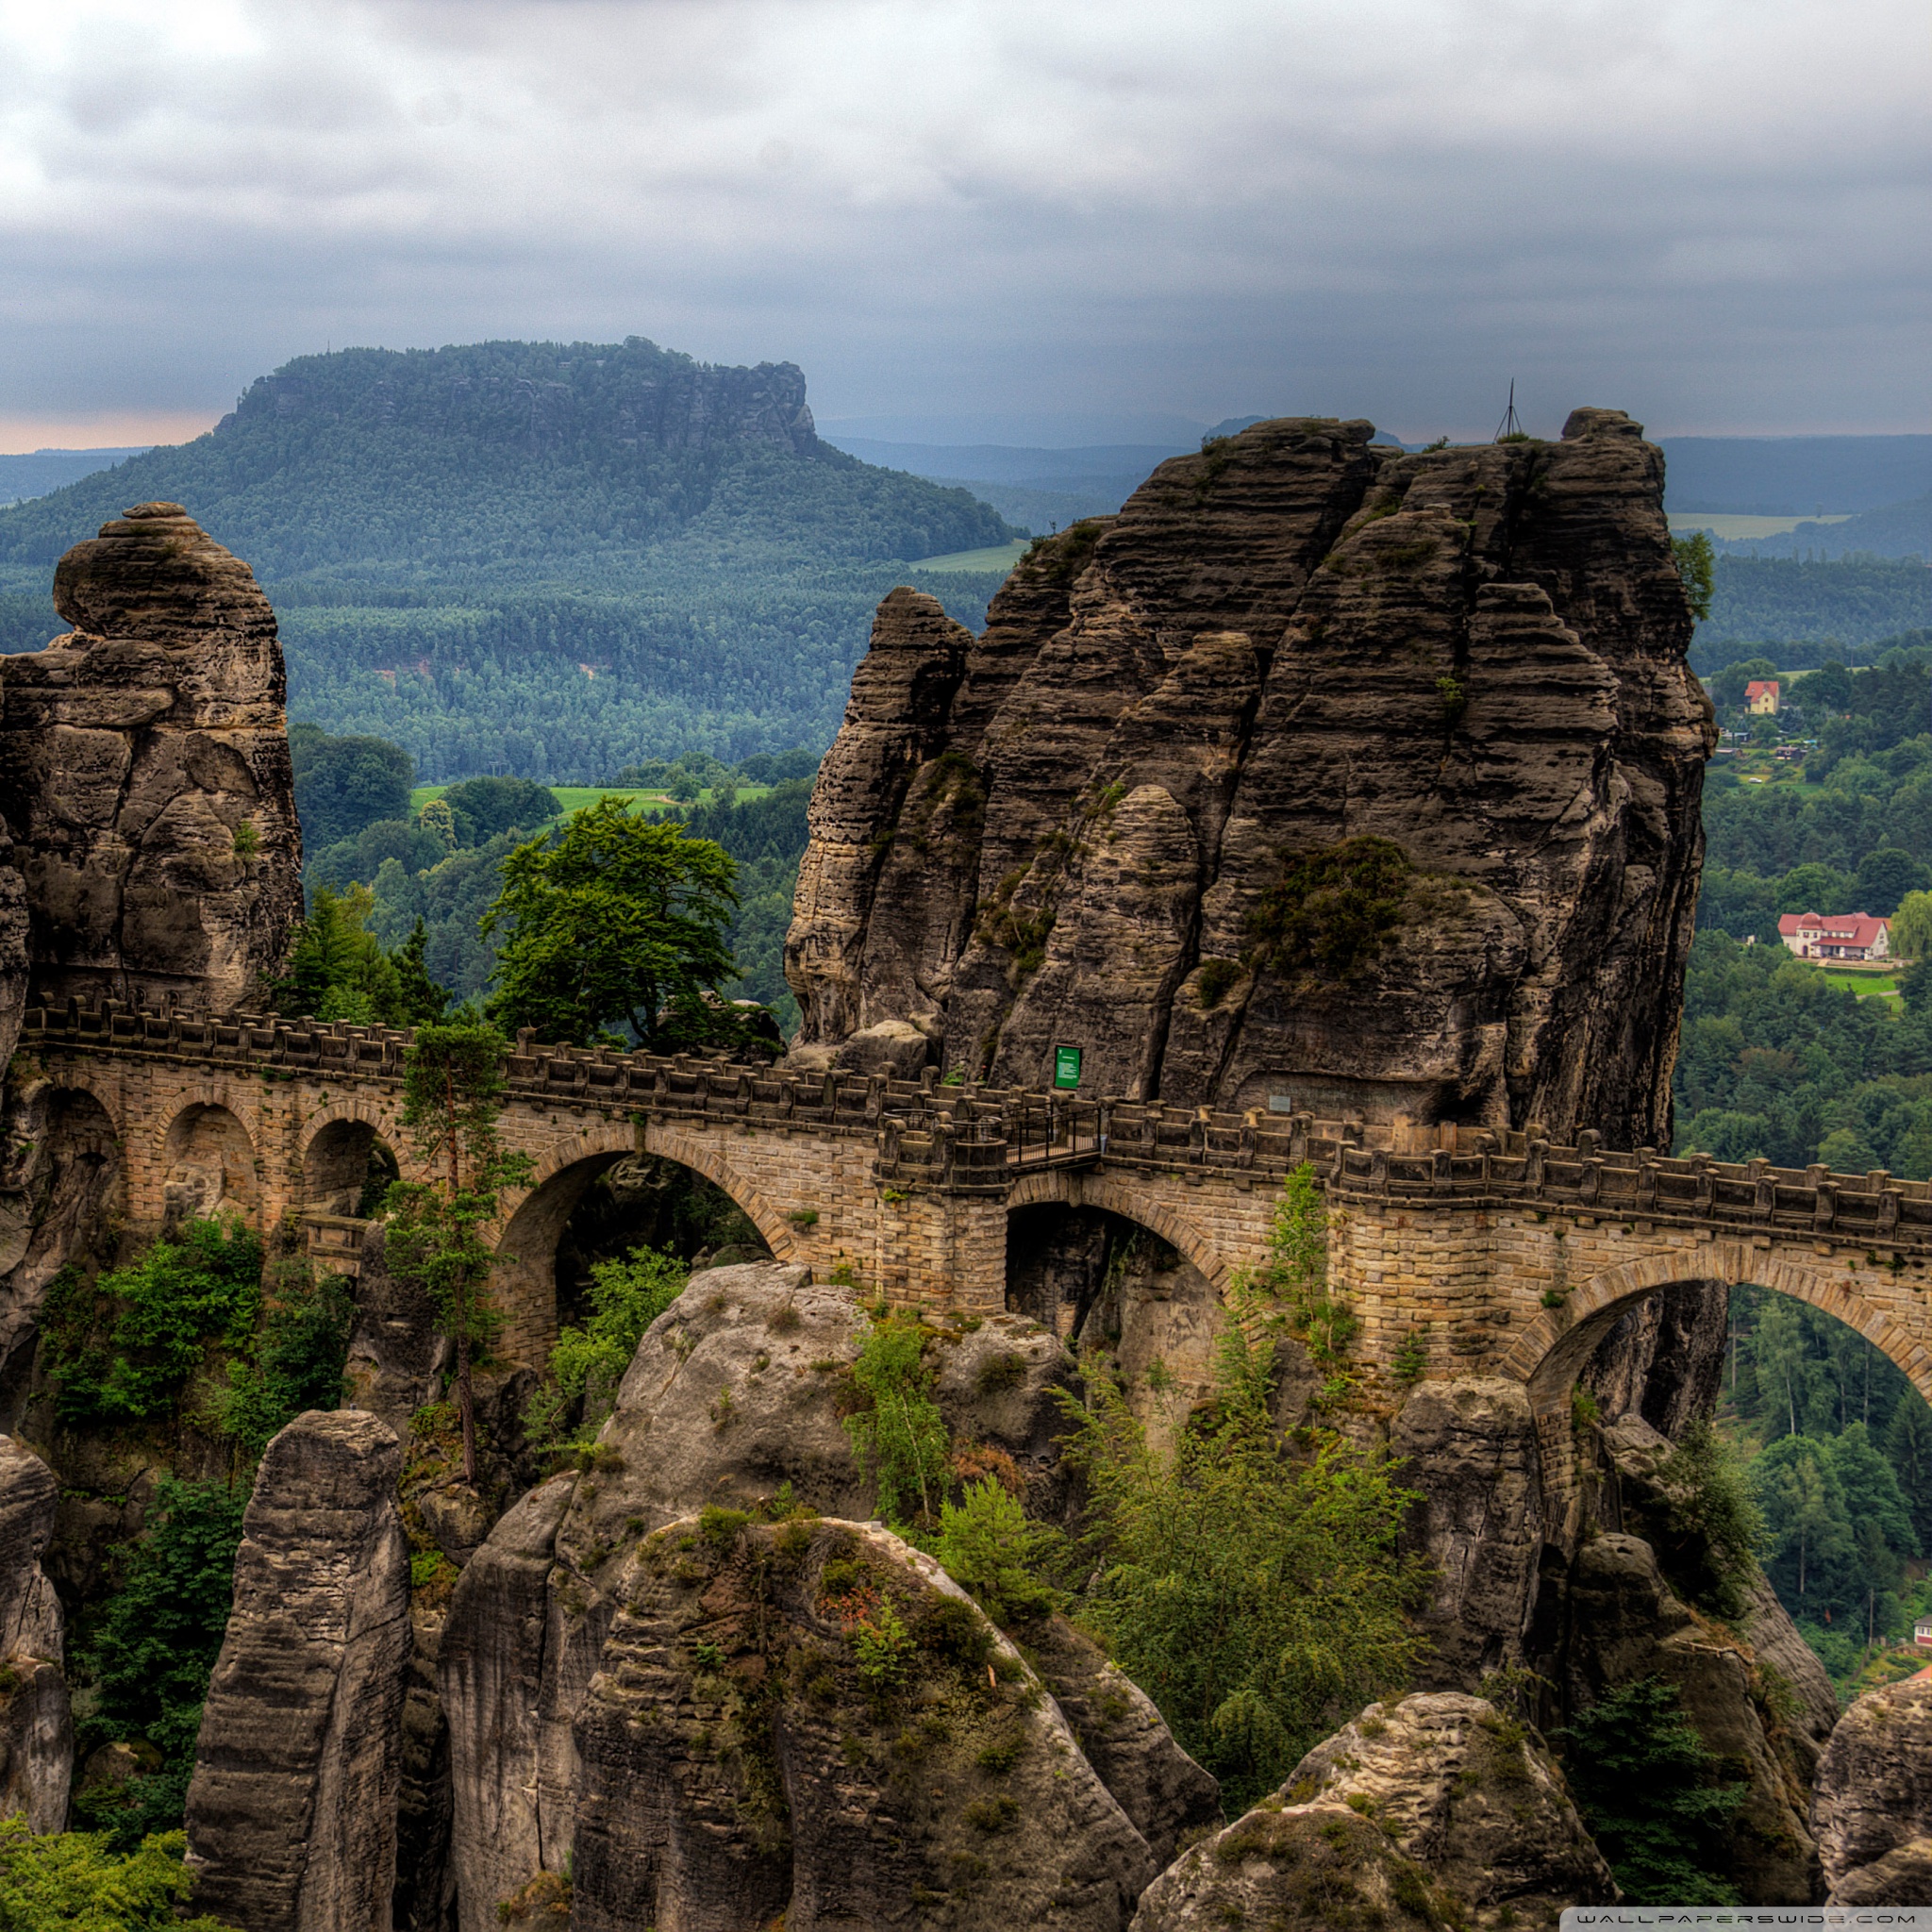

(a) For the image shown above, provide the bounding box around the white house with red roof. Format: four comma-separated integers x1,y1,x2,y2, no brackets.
1745,679,1780,715
1778,910,1890,962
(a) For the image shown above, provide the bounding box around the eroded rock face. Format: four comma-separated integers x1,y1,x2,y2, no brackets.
1134,1692,1613,1931
573,1515,1154,1932
0,501,302,1012
441,1262,1088,1929
1813,1676,1932,1905
1024,1612,1222,1868
185,1409,412,1932
0,1434,72,1832
787,410,1709,1145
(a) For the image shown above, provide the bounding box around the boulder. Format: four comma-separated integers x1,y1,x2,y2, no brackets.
185,1409,412,1932
1134,1692,1615,1932
0,1434,71,1832
787,410,1710,1149
1813,1675,1932,1905
0,501,302,1013
572,1514,1155,1931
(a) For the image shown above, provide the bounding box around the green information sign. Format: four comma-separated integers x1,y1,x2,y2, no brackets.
1053,1045,1083,1089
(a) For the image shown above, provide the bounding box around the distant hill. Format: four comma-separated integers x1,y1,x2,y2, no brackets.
0,340,1011,579
0,341,1019,782
1696,555,1932,661
0,446,150,507
1717,492,1932,562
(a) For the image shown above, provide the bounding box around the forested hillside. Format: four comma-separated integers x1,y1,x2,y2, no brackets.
1697,555,1932,658
0,339,1015,779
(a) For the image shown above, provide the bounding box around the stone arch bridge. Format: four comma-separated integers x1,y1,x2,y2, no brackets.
20,997,1932,1434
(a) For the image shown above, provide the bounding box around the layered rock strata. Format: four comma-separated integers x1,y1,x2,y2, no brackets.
788,409,1711,1146
1132,1692,1614,1931
1812,1675,1932,1905
0,1434,72,1833
185,1409,412,1932
0,501,302,1013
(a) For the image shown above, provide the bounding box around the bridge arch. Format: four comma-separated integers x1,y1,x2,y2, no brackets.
301,1102,401,1218
159,1100,260,1227
489,1121,796,1360
1004,1171,1234,1296
1502,1241,1932,1419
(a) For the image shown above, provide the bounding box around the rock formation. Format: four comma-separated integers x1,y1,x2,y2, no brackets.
1812,1675,1932,1905
185,1409,412,1932
1133,1692,1614,1931
0,500,302,1014
788,410,1711,1148
573,1514,1154,1932
0,1435,72,1833
441,1261,1093,1928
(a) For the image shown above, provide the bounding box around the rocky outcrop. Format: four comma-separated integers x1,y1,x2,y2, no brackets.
1812,1676,1932,1905
1393,1378,1551,1688
0,501,302,1013
0,1435,72,1832
185,1409,412,1932
441,1262,1089,1928
573,1514,1154,1932
1023,1614,1222,1868
1134,1692,1613,1931
1582,1278,1730,1440
787,410,1710,1147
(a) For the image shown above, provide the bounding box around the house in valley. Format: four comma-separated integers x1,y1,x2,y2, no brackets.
1778,911,1891,962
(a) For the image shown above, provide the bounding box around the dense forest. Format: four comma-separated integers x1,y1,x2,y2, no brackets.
1697,555,1932,657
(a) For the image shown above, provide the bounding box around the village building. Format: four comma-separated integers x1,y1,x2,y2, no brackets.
1746,678,1780,714
1778,910,1891,962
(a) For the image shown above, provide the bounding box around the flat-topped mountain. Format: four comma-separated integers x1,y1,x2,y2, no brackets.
786,407,1713,1148
0,338,1014,582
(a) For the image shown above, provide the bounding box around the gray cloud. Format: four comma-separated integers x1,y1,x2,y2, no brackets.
0,0,1925,444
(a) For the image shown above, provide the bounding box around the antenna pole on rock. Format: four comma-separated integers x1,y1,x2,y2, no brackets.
1494,379,1524,441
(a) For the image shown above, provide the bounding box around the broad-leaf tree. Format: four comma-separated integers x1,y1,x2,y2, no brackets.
383,1023,532,1481
483,797,741,1047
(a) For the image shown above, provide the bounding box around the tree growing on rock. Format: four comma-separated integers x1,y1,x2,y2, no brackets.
483,796,752,1048
383,1023,532,1481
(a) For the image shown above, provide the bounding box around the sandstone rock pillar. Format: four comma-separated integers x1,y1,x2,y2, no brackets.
0,1434,73,1832
185,1409,411,1932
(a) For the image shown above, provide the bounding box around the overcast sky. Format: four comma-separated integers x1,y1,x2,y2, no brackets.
1,0,1926,450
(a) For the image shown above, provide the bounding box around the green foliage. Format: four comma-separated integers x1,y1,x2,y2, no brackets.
1651,1420,1765,1620
841,1314,952,1528
72,1478,247,1850
484,797,745,1048
1556,1678,1745,1905
383,1023,533,1479
438,775,559,846
42,1221,263,1426
1672,531,1717,623
1698,555,1932,652
288,722,414,848
1243,1164,1354,1374
850,1598,916,1695
275,883,447,1025
1058,1306,1430,1811
934,1478,1062,1625
1674,931,1932,1175
1245,838,1416,982
527,1242,689,1452
217,1256,354,1461
0,1818,238,1932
